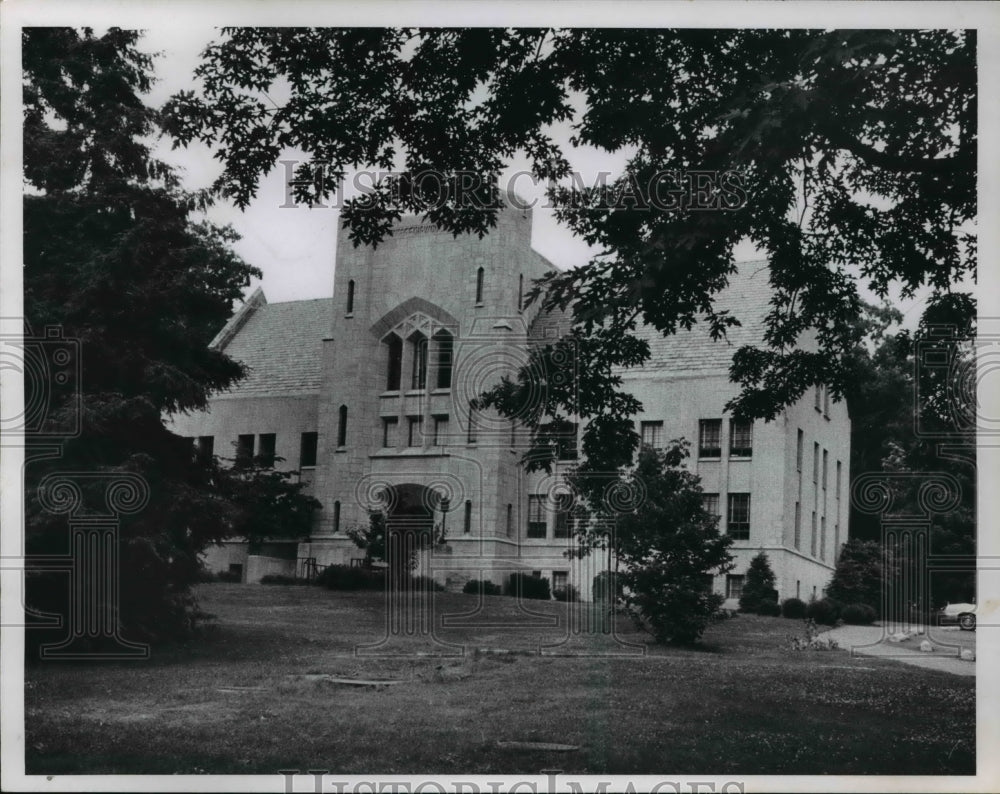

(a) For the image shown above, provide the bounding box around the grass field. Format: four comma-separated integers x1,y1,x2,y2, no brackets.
24,584,975,775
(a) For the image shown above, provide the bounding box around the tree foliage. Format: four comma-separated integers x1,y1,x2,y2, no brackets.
825,539,890,614
164,28,975,478
572,443,733,645
22,28,318,648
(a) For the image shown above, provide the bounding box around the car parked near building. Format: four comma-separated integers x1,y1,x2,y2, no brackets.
939,602,976,630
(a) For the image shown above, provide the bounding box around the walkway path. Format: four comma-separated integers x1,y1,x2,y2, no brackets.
821,624,975,677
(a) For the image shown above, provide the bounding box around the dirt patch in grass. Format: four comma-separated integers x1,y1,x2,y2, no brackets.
24,584,975,775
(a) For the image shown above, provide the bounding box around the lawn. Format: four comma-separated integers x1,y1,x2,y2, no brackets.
24,583,975,775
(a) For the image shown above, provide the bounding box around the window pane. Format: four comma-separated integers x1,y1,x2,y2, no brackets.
432,415,448,446
554,493,573,537
701,493,720,520
527,495,547,538
236,434,254,467
382,417,398,448
434,332,453,389
726,574,745,600
729,420,752,457
727,493,750,540
258,433,276,466
299,432,318,467
640,420,663,449
699,419,722,457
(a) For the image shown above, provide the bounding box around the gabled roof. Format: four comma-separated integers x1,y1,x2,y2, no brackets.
214,295,334,397
528,260,775,376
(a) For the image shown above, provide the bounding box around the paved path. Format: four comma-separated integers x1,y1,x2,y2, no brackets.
820,624,975,677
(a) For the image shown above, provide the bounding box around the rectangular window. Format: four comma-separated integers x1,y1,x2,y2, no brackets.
727,493,750,540
432,415,448,446
794,501,801,549
820,516,827,561
435,333,453,389
299,432,318,467
823,386,830,417
813,442,819,483
506,504,513,537
729,420,753,457
196,435,214,464
257,433,276,467
527,495,547,538
464,500,472,534
727,493,751,539
235,434,254,467
552,571,568,591
836,460,842,499
796,429,803,471
540,421,578,460
815,384,822,412
701,493,720,521
554,493,573,538
726,574,745,600
698,419,722,458
811,511,817,556
822,449,828,490
382,417,398,448
640,420,663,450
407,416,424,447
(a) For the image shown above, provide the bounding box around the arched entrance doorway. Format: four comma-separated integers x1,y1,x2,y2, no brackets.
381,483,441,584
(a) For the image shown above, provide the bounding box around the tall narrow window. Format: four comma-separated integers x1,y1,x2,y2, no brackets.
726,574,745,600
836,461,842,499
410,332,428,390
467,406,477,444
727,493,750,540
475,267,485,304
811,511,817,556
385,334,403,391
813,442,819,483
823,386,830,417
440,498,449,534
196,435,214,464
517,273,524,312
407,416,424,447
432,415,448,446
815,384,822,411
729,420,753,457
464,500,472,534
820,516,826,560
346,279,355,314
299,432,318,467
554,493,573,538
698,419,722,458
527,495,546,538
382,417,398,448
702,493,720,521
640,420,663,450
822,449,829,490
434,330,453,389
794,502,801,549
333,501,341,532
257,433,276,467
337,405,348,447
235,434,254,467
796,429,804,471
506,504,513,537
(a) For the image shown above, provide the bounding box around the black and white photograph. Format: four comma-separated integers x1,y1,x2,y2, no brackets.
1,2,997,792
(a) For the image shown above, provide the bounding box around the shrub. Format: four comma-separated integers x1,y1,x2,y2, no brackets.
553,584,579,602
781,597,807,619
806,596,843,626
316,564,385,591
463,579,501,596
259,574,307,585
216,569,242,583
505,572,551,600
841,602,877,625
757,599,782,616
738,552,779,614
592,571,623,603
407,575,445,592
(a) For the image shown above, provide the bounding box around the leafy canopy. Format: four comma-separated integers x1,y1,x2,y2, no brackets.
164,28,975,475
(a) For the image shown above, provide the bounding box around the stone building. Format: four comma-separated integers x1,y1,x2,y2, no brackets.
167,205,849,603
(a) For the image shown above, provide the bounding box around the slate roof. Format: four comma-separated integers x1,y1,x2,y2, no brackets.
215,297,334,397
528,260,775,376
